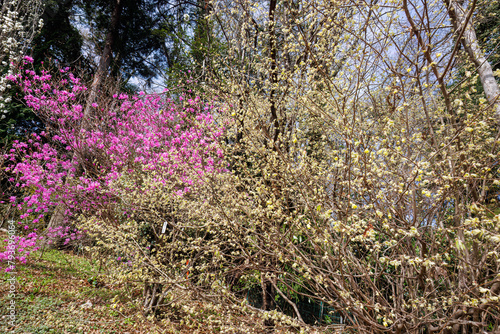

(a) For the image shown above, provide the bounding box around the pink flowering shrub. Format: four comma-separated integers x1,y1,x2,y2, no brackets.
0,57,224,270
0,233,40,271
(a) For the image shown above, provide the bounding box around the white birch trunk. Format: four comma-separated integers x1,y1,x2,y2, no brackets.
445,0,500,123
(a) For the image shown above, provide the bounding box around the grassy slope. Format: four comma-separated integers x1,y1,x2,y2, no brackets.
0,232,311,334
0,243,164,333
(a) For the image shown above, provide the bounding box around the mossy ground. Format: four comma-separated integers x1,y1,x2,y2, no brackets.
0,240,291,333
0,231,330,334
0,240,162,333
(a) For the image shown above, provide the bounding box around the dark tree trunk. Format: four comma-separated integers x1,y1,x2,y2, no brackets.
143,281,163,316
47,0,123,234
85,0,123,116
261,274,276,328
261,1,278,330
268,0,279,147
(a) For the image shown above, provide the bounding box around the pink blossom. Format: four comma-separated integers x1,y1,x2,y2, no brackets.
3,59,226,265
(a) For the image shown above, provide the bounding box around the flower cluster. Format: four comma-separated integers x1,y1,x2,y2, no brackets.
0,0,43,114
0,232,40,271
0,59,224,267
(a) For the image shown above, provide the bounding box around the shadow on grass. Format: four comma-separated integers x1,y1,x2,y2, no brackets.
0,249,152,334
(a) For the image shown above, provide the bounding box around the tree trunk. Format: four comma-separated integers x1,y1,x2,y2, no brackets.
143,281,163,316
84,0,123,117
445,0,500,123
47,0,123,234
261,274,275,328
268,0,279,147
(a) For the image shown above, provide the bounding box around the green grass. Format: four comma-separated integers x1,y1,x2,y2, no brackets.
0,248,156,334
0,239,308,333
